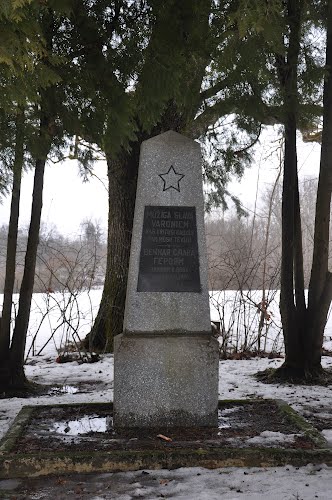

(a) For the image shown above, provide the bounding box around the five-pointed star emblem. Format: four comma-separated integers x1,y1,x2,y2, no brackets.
159,165,185,192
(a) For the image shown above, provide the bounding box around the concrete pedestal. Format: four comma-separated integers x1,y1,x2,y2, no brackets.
114,333,219,428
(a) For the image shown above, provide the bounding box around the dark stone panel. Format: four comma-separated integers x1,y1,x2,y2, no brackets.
137,206,201,292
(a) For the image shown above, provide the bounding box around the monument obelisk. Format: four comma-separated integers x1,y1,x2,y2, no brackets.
114,131,219,427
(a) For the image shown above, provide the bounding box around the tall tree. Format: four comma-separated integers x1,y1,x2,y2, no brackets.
87,0,270,350
303,0,332,378
0,1,59,392
235,0,331,380
276,0,308,377
0,0,145,391
0,108,25,390
87,0,324,352
260,0,332,380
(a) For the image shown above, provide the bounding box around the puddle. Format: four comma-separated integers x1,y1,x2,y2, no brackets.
48,385,79,395
12,401,316,454
49,408,235,438
51,415,112,435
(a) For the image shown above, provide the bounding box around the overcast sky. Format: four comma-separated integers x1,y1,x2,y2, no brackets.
227,129,320,215
0,158,109,238
0,130,321,238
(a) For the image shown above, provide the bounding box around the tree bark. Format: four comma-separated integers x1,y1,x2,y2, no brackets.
279,111,301,371
9,154,48,387
306,0,332,370
293,166,306,319
277,0,332,379
0,109,24,391
88,143,140,351
277,0,308,376
8,92,53,388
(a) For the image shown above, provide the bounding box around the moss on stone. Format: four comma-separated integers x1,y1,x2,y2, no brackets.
1,399,332,479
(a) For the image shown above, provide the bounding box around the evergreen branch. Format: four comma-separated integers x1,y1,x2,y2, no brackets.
188,96,323,139
188,97,281,138
233,123,262,155
200,77,233,101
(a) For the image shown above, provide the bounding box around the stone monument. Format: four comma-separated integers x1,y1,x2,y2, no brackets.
114,130,219,428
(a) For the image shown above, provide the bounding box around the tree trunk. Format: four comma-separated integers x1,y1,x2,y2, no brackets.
88,144,140,351
277,0,308,377
87,103,194,352
306,0,332,371
277,0,332,380
88,108,191,352
9,154,48,387
8,94,53,389
0,109,24,391
279,112,301,372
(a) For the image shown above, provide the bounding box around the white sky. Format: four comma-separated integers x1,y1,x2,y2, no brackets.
0,129,321,237
224,128,321,216
0,158,109,238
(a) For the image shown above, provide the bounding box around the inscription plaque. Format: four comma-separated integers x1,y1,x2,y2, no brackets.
137,206,201,292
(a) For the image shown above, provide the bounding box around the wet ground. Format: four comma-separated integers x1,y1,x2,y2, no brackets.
2,465,332,500
12,400,316,454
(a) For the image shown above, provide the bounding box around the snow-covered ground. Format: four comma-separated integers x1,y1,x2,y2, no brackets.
1,291,332,498
3,288,332,359
1,355,332,498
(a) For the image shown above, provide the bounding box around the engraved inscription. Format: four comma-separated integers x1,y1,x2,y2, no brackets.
137,206,201,292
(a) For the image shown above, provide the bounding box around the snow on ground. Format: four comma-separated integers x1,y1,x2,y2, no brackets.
2,289,332,358
1,464,331,499
1,290,332,498
210,289,332,354
1,355,332,498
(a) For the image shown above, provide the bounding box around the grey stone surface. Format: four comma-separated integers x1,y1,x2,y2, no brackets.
114,130,219,427
114,333,219,427
123,131,210,334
